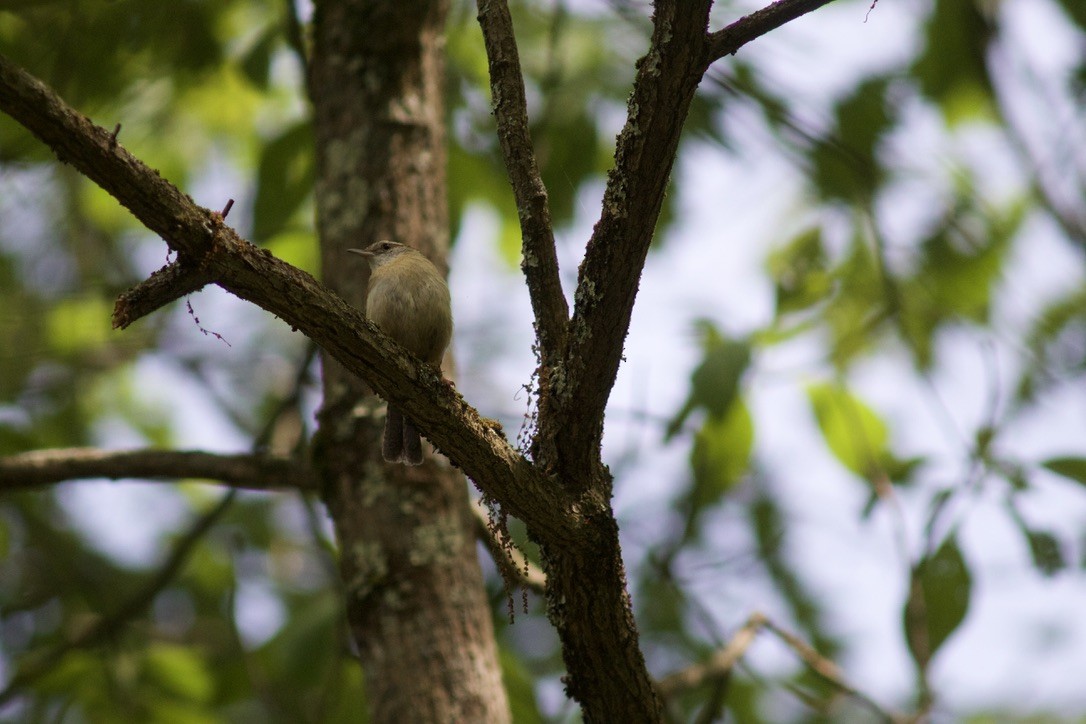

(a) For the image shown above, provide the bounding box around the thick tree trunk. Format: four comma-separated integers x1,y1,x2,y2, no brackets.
309,1,510,720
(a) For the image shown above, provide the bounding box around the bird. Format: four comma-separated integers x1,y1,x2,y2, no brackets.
347,240,452,465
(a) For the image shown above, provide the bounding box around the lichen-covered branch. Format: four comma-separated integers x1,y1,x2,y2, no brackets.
554,0,713,477
475,0,569,363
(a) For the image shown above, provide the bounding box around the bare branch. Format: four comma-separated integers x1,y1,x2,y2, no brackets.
656,612,767,697
0,490,236,706
657,612,904,722
0,448,316,492
0,51,579,543
112,260,213,329
761,618,902,722
475,0,569,363
706,0,839,64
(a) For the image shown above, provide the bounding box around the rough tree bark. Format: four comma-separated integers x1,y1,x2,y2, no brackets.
309,0,510,721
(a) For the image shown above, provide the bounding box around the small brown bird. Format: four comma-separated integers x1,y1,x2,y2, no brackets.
348,240,452,465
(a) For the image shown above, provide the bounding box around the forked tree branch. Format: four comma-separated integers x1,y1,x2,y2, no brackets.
475,0,569,363
706,0,840,63
0,448,315,492
0,51,580,543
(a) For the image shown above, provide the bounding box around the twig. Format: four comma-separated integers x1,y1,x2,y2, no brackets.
656,613,767,697
706,0,840,64
761,618,901,722
475,0,568,364
656,612,904,723
112,261,213,329
0,448,316,492
0,490,237,705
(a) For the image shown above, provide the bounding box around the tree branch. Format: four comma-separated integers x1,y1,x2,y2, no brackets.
0,448,316,492
475,0,569,364
0,490,236,706
706,0,839,64
656,612,767,698
657,612,904,723
0,52,580,543
761,618,901,722
112,260,213,329
553,0,712,476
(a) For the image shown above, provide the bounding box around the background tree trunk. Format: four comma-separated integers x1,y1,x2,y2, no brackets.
309,1,510,720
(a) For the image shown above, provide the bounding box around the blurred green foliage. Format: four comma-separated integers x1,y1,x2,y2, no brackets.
1,0,1085,721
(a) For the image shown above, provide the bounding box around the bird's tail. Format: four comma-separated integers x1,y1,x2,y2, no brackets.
383,406,424,466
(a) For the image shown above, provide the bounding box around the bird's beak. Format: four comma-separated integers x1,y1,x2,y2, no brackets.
346,248,373,258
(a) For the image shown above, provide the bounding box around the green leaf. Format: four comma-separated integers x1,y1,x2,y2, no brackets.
1042,457,1086,488
666,329,751,440
142,643,215,703
911,0,995,124
240,26,277,90
809,77,893,203
637,574,687,634
806,383,889,479
768,226,833,316
446,142,519,260
824,238,887,368
904,536,972,672
145,699,220,724
689,399,754,512
33,651,104,697
1025,530,1066,577
266,230,319,275
1054,0,1086,34
1005,498,1067,577
536,110,604,226
47,296,114,354
500,648,544,724
260,589,341,687
1015,288,1086,401
252,121,314,242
